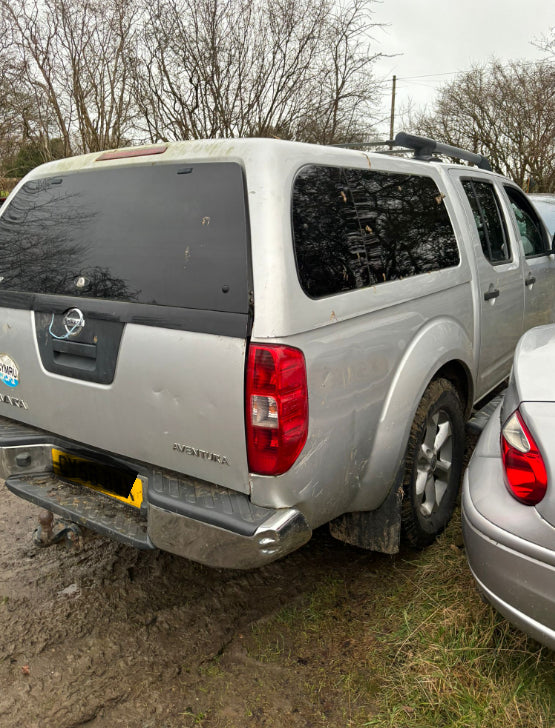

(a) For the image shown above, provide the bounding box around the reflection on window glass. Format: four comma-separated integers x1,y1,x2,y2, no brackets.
0,163,250,313
291,166,367,297
462,179,510,264
347,169,459,284
292,165,459,298
504,187,546,256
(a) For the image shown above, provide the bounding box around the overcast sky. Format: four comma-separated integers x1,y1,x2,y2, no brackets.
371,0,554,136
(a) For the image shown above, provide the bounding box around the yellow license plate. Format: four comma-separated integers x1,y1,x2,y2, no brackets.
52,448,143,509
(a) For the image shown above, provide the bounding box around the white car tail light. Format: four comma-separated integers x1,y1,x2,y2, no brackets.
501,409,547,505
246,344,308,476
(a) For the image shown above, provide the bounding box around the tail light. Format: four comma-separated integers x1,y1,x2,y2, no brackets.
501,409,547,505
246,343,308,475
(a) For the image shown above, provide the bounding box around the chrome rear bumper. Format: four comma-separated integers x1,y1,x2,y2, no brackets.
0,416,312,569
149,503,311,569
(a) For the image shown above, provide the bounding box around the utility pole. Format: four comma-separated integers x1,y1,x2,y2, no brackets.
389,75,397,142
389,76,397,149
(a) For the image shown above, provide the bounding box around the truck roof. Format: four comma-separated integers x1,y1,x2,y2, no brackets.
25,136,506,182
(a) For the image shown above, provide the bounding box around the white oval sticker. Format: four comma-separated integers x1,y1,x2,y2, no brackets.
0,354,20,388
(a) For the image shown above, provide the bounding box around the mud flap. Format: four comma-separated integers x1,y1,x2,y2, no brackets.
328,477,403,554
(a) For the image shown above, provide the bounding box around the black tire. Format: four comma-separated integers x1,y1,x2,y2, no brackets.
401,378,465,548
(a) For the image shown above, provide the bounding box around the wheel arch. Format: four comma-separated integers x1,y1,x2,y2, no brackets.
434,359,474,419
348,317,474,513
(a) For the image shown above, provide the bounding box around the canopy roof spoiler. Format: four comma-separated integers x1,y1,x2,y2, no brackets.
391,132,492,171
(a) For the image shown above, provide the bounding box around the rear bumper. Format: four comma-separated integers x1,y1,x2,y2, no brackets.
148,503,311,569
0,416,312,569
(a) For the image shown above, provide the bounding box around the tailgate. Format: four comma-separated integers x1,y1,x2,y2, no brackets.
0,159,252,493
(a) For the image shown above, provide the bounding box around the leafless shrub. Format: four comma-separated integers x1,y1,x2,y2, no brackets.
411,60,555,192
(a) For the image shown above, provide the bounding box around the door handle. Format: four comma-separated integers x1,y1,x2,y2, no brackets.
484,288,500,301
525,274,536,287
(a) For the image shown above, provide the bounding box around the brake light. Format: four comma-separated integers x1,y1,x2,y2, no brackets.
501,409,547,505
246,344,308,476
96,145,167,161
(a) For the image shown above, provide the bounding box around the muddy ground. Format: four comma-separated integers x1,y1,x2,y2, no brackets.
0,478,415,728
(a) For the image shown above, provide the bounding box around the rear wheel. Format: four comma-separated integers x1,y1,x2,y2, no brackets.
401,378,465,548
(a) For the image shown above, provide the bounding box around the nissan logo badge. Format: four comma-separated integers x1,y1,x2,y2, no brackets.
63,308,85,336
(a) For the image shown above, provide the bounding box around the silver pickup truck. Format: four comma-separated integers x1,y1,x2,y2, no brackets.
0,133,553,568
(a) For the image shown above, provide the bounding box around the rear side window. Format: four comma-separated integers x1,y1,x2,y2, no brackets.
462,179,510,264
292,165,459,298
0,163,250,313
290,166,368,297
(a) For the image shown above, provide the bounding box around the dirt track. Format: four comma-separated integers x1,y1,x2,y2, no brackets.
0,482,402,728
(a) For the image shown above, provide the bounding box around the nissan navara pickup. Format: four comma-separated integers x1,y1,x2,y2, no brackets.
0,133,553,568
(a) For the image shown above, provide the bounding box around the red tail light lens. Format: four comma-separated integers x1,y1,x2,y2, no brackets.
246,344,308,475
501,409,547,505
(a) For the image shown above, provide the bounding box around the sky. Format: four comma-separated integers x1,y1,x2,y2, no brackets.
371,0,554,137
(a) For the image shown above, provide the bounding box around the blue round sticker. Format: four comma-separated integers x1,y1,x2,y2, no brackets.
0,354,19,387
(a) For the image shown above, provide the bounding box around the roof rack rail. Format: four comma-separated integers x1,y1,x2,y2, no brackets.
390,132,492,171
331,140,414,156
332,140,389,149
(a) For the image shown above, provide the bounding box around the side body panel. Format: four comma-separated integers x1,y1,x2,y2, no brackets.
247,155,478,523
249,298,474,524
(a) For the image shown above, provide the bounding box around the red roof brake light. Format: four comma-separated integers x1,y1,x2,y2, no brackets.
501,408,548,505
96,145,167,161
246,344,308,476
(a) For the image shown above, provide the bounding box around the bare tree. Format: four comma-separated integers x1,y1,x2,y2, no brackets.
295,0,383,144
1,0,384,163
1,0,140,156
412,60,555,192
133,0,383,144
0,16,37,169
0,14,67,177
533,26,554,58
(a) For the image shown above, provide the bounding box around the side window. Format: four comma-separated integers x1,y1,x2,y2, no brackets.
291,166,368,297
346,169,459,283
504,186,547,257
292,165,459,298
461,179,510,264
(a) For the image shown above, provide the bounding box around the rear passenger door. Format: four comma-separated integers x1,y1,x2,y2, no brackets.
456,175,524,396
502,184,555,330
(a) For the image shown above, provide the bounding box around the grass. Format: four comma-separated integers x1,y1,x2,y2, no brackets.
369,526,555,727
245,515,555,727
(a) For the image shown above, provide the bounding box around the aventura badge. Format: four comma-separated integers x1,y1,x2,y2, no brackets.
0,393,28,409
173,443,230,465
0,354,20,387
